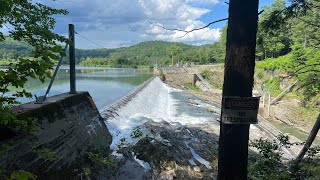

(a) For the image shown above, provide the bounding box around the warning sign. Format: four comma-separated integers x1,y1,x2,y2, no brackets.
221,96,260,124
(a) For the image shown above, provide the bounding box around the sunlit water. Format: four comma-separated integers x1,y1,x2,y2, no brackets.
2,66,153,109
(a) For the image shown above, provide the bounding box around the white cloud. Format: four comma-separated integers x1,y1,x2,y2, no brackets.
44,0,221,48
185,0,219,5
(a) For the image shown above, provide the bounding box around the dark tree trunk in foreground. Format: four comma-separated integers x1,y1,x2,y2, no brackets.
217,0,259,179
294,113,320,165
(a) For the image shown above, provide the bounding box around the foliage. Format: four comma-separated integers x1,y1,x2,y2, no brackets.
0,0,68,178
130,127,143,139
79,57,109,67
290,45,320,101
264,76,281,95
249,134,320,180
202,69,214,79
2,40,226,68
183,83,201,92
36,148,58,161
9,170,37,180
0,0,68,126
255,70,264,79
76,147,117,178
250,138,282,161
257,46,319,103
118,137,127,149
256,54,293,71
256,0,292,60
87,150,117,168
82,167,91,177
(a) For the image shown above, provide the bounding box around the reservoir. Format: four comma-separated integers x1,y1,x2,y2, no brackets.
3,66,153,109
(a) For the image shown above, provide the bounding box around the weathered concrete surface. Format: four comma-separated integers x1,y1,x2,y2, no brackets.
193,74,212,92
0,92,112,178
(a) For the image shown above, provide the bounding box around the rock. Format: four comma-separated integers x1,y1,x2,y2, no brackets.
193,166,201,172
128,121,219,179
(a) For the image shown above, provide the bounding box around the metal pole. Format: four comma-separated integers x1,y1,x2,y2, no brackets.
69,24,76,94
36,43,68,104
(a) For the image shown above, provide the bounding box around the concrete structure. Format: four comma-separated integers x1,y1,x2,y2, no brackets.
193,73,212,91
0,92,112,178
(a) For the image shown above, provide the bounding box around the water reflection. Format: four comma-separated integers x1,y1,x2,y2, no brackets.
12,67,153,109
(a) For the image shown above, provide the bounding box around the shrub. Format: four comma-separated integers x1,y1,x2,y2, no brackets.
202,68,214,79
256,70,264,79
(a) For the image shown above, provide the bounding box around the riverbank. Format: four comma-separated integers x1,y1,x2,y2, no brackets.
101,76,311,179
164,66,320,144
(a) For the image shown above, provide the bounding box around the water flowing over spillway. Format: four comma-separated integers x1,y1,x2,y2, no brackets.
100,77,220,149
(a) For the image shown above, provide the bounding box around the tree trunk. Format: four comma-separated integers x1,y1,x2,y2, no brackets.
217,0,259,179
294,113,320,165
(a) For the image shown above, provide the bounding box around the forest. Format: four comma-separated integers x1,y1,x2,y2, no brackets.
0,40,224,68
255,0,319,108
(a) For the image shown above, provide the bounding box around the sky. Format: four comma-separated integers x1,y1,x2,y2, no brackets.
4,0,274,49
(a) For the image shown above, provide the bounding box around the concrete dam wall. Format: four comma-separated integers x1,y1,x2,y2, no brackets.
0,92,112,178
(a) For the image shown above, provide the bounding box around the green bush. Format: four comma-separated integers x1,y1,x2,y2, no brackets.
249,135,320,180
183,83,201,92
264,76,281,95
256,70,264,79
202,69,214,79
256,54,293,71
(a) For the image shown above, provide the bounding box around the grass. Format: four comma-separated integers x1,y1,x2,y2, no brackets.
183,83,201,92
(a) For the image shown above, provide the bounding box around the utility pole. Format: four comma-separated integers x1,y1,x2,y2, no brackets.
69,24,76,94
217,0,259,179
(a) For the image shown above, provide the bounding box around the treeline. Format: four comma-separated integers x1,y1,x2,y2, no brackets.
0,38,33,65
256,0,319,60
255,0,320,105
0,39,226,67
78,40,226,68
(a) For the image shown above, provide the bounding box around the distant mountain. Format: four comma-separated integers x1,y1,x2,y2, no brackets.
0,39,225,66
0,38,33,59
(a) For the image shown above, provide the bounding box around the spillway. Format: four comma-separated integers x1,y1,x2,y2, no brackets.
100,77,220,149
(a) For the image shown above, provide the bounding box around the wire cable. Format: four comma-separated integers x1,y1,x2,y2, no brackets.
74,31,108,49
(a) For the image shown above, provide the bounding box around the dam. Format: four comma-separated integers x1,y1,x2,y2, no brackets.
0,68,304,179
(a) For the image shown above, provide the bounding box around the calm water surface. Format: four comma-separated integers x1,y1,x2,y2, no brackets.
5,66,153,109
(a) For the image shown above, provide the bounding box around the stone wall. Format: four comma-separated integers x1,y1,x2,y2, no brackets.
0,92,112,178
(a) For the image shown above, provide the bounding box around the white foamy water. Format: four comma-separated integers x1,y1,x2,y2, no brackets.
102,77,219,149
184,141,212,169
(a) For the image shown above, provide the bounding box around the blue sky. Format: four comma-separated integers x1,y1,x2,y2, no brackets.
3,0,274,49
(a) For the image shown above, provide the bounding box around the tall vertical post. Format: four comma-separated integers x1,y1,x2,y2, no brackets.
69,24,76,94
267,94,271,117
217,0,259,179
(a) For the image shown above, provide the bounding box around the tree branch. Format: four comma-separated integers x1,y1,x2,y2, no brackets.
295,69,320,75
296,79,319,91
297,17,320,28
295,63,320,73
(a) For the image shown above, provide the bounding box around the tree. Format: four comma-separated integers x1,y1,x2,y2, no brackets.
256,0,292,60
217,0,259,179
0,1,68,129
293,113,320,166
261,0,320,165
167,44,182,66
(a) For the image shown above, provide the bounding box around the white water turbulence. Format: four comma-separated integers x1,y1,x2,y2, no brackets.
101,77,219,149
184,141,212,169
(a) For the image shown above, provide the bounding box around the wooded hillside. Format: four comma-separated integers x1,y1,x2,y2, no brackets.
0,40,226,67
